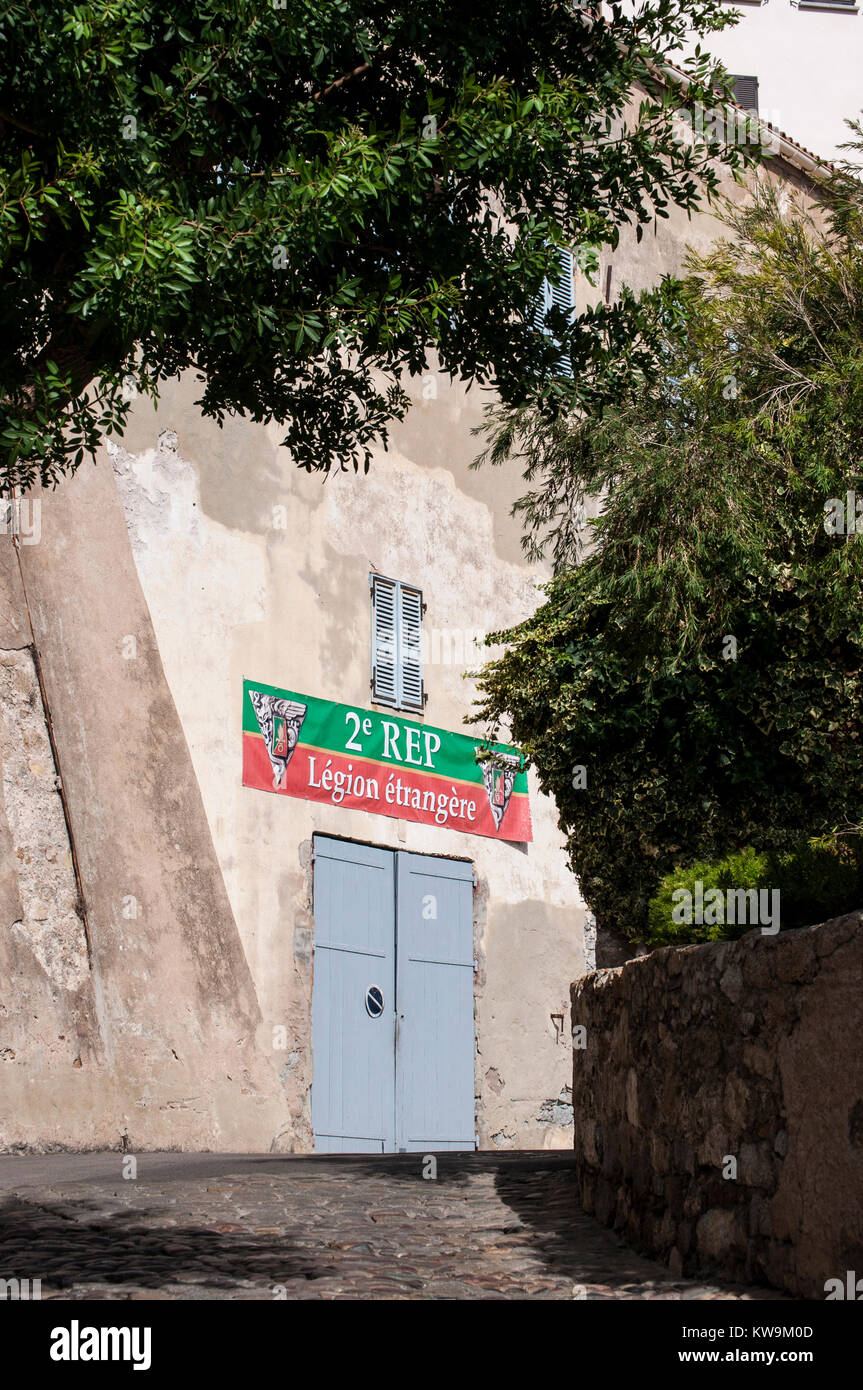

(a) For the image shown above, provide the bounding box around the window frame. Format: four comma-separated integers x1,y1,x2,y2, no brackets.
531,245,576,378
369,572,426,713
728,74,760,115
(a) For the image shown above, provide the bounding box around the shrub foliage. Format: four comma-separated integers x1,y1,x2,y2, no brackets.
646,842,861,947
475,164,863,940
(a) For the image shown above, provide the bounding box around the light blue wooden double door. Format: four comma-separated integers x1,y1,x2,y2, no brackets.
311,836,475,1153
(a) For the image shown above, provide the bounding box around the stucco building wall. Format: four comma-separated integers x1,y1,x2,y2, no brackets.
678,0,863,165
0,87,829,1155
0,537,105,1151
107,371,586,1151
581,101,825,313
1,471,286,1153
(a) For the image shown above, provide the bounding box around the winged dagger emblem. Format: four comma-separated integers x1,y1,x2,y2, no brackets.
479,751,521,832
249,690,307,789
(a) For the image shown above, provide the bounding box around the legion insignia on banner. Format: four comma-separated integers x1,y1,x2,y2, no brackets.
480,752,521,832
249,690,308,788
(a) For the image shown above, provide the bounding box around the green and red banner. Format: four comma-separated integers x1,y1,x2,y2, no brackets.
242,679,532,842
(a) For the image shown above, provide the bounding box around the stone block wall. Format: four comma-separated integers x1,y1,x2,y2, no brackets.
570,913,863,1299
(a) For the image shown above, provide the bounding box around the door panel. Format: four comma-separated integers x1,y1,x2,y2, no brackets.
395,853,475,1151
312,838,475,1153
311,837,396,1153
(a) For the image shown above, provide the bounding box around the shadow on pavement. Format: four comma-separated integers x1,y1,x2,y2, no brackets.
0,1194,329,1293
0,1151,770,1298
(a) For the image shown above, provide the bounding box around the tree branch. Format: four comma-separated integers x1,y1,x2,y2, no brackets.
0,107,47,138
313,61,371,104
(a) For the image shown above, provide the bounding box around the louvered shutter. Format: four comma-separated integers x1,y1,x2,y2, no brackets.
371,575,398,706
550,247,575,377
729,75,759,114
371,575,425,710
531,276,553,333
531,246,575,377
398,583,424,711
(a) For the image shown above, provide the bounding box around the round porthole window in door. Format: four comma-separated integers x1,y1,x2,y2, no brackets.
365,985,384,1018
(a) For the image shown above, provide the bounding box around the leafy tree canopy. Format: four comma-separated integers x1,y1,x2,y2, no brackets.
474,160,863,939
0,0,742,490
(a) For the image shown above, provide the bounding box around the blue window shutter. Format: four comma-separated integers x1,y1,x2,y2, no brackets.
398,582,424,711
531,274,553,332
371,574,424,711
550,247,575,314
531,245,575,376
371,574,398,706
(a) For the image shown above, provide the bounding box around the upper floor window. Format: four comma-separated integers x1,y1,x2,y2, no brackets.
728,75,759,114
531,246,576,377
370,573,425,712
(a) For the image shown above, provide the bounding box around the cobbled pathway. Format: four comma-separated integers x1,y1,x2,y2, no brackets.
0,1151,782,1300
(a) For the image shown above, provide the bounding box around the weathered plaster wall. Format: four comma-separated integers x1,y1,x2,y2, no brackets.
1,468,287,1153
570,914,863,1299
108,371,585,1151
1,98,825,1156
584,152,822,314
0,536,107,1150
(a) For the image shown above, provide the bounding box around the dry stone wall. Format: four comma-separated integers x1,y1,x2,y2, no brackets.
570,913,863,1299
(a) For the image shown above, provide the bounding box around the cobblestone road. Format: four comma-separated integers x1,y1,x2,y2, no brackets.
0,1152,781,1300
